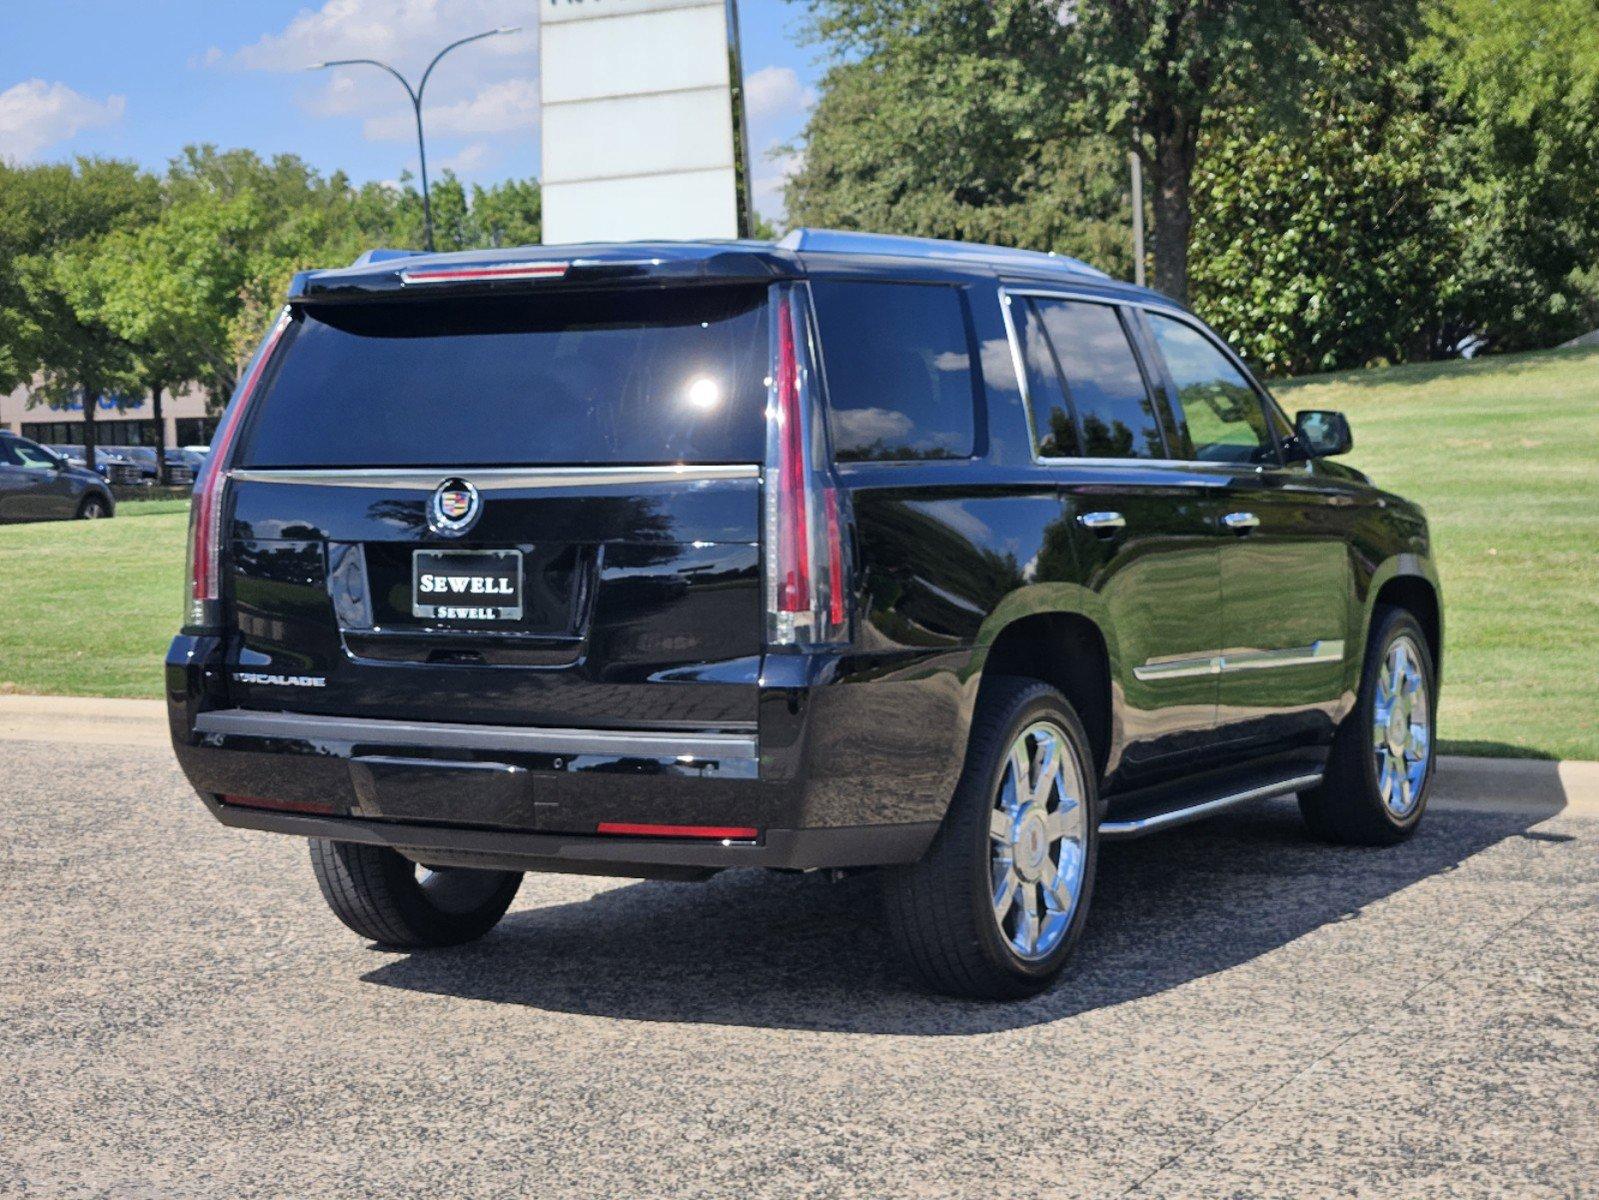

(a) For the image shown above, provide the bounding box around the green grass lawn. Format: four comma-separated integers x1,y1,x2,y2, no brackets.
5,348,1597,757
1276,346,1599,760
1,500,190,698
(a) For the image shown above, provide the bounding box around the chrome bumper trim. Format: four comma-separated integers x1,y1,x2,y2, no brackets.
193,709,759,761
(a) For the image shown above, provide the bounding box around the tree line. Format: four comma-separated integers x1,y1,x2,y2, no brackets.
0,146,540,475
784,0,1599,375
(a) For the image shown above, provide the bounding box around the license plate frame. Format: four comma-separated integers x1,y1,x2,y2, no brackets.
411,549,524,622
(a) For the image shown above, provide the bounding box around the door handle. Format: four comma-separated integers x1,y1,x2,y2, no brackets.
1078,511,1126,535
1221,511,1260,532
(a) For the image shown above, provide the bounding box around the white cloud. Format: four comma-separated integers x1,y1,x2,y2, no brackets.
226,0,538,143
753,145,804,220
831,406,914,446
436,141,494,176
743,66,812,125
365,79,538,141
0,80,126,162
230,0,536,75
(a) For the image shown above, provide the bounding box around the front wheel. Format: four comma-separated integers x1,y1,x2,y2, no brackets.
1300,606,1437,845
308,839,522,948
77,495,110,519
882,677,1099,1000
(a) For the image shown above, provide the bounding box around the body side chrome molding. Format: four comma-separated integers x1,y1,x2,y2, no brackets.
227,464,761,491
1133,639,1344,682
194,709,759,761
1100,772,1324,839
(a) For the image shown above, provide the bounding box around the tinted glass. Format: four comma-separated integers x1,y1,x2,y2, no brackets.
1147,314,1275,465
0,439,19,466
1014,300,1080,458
811,281,976,462
1033,299,1165,459
240,287,769,468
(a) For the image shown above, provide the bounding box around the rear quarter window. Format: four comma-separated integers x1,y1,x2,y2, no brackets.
810,281,977,462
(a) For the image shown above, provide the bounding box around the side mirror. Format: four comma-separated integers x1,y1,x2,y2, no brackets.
1293,409,1353,459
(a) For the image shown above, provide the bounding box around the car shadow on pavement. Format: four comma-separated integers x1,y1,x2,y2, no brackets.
360,799,1556,1035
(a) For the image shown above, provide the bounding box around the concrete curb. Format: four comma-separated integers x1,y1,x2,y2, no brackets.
2,694,1595,817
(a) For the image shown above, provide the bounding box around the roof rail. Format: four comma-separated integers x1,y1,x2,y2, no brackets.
777,228,1110,280
350,248,427,267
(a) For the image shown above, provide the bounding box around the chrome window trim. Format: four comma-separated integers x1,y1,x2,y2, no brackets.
227,464,761,491
997,285,1299,474
1133,639,1345,682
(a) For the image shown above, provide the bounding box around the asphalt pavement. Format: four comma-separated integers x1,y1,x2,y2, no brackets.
2,718,1595,1199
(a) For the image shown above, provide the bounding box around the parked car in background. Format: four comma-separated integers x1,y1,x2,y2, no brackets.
0,433,115,521
167,232,1441,1000
168,447,205,485
86,447,147,486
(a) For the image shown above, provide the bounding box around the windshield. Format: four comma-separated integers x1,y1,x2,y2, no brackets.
239,287,771,468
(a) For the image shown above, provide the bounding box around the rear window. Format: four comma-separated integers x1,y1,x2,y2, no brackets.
810,281,977,462
239,287,770,467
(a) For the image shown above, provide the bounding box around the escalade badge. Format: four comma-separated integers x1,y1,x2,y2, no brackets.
427,478,481,536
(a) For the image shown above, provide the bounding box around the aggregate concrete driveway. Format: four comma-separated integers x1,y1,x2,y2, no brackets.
2,732,1596,1199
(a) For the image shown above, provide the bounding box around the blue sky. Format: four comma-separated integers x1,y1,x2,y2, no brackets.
0,1,825,219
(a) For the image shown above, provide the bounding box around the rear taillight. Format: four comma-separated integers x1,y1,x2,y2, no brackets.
764,285,849,647
184,308,292,629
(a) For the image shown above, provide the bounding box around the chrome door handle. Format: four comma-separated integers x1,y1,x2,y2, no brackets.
1079,511,1126,533
1221,511,1260,532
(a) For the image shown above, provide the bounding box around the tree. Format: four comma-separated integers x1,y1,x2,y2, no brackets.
66,189,266,482
785,1,1134,272
1417,0,1599,350
1,159,160,470
1189,54,1462,374
792,0,1410,302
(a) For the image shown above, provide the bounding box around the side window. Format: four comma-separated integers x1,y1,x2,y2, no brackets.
1012,299,1081,458
1147,314,1276,465
1031,299,1166,459
0,440,19,466
810,281,977,462
10,438,58,470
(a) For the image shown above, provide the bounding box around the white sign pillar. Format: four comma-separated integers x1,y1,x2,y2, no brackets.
539,0,752,243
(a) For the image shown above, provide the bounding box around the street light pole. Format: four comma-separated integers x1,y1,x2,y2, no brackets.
311,27,520,252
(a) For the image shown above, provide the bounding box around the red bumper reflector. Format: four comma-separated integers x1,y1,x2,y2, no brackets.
595,822,759,841
222,794,335,815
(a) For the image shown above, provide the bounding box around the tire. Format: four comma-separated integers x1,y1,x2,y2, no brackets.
882,676,1099,1000
77,495,109,520
1300,606,1437,846
308,839,522,948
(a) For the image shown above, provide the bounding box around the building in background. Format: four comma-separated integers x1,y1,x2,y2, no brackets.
540,0,753,243
0,382,218,448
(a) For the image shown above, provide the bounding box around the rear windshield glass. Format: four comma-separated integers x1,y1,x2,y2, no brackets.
239,287,770,467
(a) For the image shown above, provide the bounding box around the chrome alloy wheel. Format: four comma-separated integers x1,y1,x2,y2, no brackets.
989,720,1088,961
1372,635,1431,818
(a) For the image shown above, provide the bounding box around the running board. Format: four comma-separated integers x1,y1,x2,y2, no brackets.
1099,771,1323,840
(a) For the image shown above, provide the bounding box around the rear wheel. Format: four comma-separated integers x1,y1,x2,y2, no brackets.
308,839,521,948
882,677,1098,1000
77,495,109,519
1300,606,1436,845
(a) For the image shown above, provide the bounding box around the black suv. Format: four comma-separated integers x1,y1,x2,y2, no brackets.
167,231,1441,999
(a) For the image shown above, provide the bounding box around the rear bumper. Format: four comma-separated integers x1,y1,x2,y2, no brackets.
168,635,961,875
201,792,936,879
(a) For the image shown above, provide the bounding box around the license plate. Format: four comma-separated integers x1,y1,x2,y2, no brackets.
412,549,523,621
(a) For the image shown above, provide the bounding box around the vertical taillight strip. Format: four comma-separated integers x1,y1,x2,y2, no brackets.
764,284,850,648
185,307,292,629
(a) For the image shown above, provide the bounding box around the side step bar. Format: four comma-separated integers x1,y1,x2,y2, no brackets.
1099,771,1323,840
